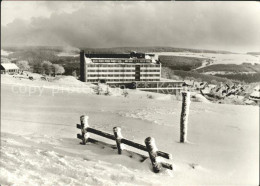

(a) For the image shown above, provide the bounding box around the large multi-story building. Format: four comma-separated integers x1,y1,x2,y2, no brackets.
79,50,184,95
80,50,161,83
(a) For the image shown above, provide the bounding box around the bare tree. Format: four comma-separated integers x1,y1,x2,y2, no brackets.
52,64,65,76
16,60,30,71
42,61,53,75
32,62,41,74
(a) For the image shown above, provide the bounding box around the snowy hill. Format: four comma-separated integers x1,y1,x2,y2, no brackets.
0,75,259,185
151,52,260,65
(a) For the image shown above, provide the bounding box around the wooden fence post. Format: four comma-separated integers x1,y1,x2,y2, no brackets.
180,92,190,143
145,137,161,173
80,115,89,145
113,127,123,154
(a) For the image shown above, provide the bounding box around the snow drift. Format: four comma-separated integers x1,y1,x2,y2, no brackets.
1,74,259,185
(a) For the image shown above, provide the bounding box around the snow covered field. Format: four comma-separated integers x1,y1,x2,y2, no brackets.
1,75,259,185
151,52,260,65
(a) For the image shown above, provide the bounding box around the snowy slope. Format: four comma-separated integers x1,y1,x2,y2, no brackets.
1,76,259,185
151,52,260,65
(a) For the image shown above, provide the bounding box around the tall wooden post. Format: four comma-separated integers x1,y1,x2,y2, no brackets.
113,127,123,154
180,92,190,143
80,115,89,145
145,137,161,173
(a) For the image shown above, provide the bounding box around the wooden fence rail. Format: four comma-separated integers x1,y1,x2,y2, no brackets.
77,115,173,173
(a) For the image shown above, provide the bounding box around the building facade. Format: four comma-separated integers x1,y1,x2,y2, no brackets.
80,50,161,83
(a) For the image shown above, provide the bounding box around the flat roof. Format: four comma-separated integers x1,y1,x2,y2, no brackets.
89,58,153,63
85,54,131,58
84,52,147,59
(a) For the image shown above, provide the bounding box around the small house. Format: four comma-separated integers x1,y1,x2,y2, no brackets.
0,63,19,74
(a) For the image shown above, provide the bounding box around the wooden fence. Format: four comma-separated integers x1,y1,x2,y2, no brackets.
76,91,191,173
77,115,173,173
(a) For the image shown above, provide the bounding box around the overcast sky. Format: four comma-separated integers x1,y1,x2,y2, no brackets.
1,1,260,53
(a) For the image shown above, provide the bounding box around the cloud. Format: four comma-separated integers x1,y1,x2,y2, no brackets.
1,1,260,52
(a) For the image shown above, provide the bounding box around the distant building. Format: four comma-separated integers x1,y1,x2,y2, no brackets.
79,50,184,95
80,50,161,83
0,63,19,74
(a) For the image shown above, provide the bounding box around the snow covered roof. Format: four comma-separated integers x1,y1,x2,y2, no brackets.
249,85,260,99
1,63,19,70
250,90,260,98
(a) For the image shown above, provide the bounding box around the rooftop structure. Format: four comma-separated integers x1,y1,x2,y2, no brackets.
85,51,145,59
